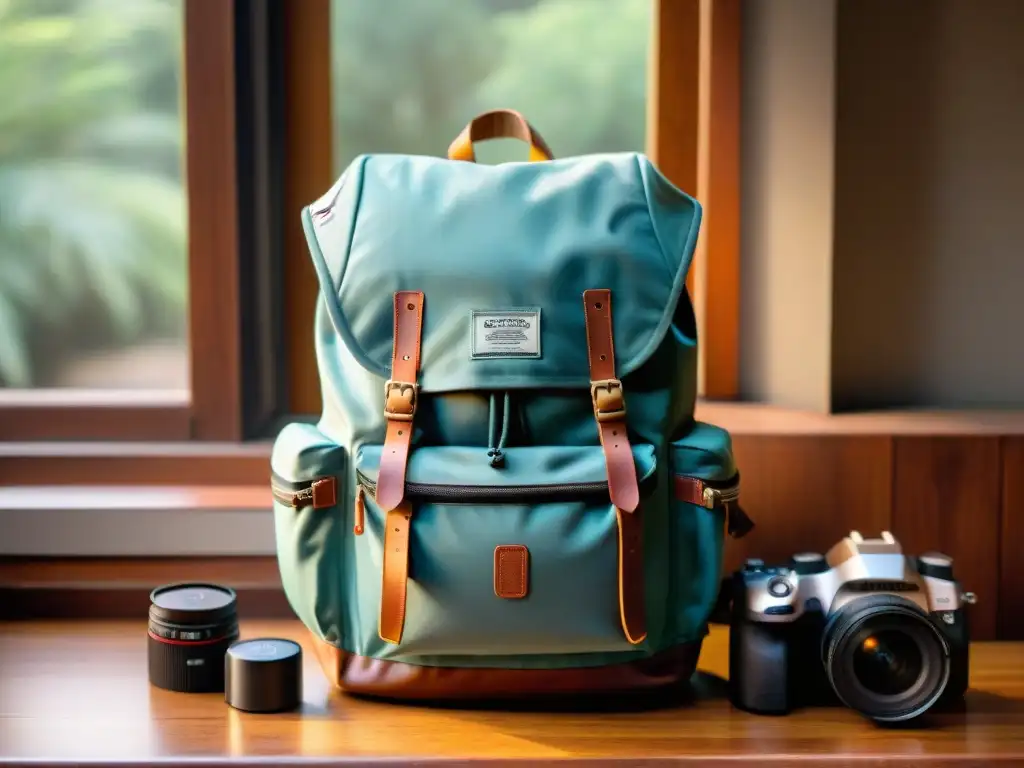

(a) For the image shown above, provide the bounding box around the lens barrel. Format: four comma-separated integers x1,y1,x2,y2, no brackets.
148,583,239,693
822,594,950,723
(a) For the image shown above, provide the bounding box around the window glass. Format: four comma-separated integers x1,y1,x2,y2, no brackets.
0,0,188,391
330,0,650,170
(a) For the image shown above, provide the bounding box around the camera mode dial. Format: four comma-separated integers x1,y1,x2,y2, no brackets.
790,552,829,576
917,552,954,581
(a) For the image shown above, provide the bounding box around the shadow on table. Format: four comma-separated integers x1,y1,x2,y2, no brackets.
346,670,731,714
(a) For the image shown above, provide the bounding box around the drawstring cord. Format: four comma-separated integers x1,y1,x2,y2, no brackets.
487,392,511,468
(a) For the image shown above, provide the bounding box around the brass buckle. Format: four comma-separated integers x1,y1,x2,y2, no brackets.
590,378,626,423
383,379,418,422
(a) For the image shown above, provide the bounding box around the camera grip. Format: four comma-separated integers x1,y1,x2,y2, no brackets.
729,620,791,714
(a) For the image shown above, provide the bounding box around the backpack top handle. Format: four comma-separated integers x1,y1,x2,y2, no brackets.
447,109,554,163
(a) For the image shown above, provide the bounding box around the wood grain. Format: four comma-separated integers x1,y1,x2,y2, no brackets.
725,436,892,574
2,620,1023,766
0,556,280,587
0,442,270,486
695,0,742,399
284,0,333,417
0,399,190,442
1000,437,1024,639
893,437,1002,640
0,556,290,621
184,0,243,440
648,0,700,301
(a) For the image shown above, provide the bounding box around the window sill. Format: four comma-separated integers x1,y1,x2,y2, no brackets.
696,401,1024,435
3,403,1024,489
0,440,272,485
0,484,274,557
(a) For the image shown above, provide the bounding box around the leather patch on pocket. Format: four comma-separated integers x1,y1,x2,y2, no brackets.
494,545,529,599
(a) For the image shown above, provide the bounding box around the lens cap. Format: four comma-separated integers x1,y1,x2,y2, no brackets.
225,638,302,713
150,583,237,625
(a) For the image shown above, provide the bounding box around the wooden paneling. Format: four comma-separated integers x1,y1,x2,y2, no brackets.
0,556,289,620
892,437,1002,640
0,556,280,586
725,436,893,574
284,0,333,417
1000,437,1024,639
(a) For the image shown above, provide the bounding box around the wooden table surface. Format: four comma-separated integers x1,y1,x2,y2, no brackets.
2,620,1023,766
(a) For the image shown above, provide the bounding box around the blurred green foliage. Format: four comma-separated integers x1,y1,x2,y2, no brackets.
0,0,185,387
331,0,648,168
0,0,646,388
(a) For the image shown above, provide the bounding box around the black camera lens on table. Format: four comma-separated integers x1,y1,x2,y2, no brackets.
822,595,952,722
148,583,240,693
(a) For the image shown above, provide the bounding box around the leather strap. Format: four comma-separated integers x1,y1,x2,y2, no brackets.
379,502,413,644
375,292,424,646
583,290,640,513
375,291,424,513
673,476,707,507
448,109,554,163
673,475,754,539
582,288,646,644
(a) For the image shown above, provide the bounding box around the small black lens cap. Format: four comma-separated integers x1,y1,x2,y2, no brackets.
225,638,302,713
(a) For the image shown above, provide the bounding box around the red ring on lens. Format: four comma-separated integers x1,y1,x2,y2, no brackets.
147,630,230,646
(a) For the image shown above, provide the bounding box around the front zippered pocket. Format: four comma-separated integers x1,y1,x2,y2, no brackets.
271,475,338,510
667,421,749,644
270,422,347,644
354,470,659,504
348,443,658,660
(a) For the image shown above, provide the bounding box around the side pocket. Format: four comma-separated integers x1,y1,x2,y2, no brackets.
668,421,748,644
271,422,347,645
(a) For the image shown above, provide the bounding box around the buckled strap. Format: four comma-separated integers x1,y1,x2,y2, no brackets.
375,292,424,513
583,290,640,512
379,502,413,644
376,292,424,646
582,288,646,644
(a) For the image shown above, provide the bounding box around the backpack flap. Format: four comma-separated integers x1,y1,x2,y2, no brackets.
302,152,702,394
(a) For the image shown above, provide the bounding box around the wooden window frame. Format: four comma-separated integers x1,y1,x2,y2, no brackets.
649,0,742,401
0,0,288,448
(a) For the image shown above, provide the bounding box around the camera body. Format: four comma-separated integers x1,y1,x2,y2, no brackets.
729,531,972,722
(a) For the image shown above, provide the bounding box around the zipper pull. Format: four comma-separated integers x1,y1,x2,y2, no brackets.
725,502,755,539
310,478,337,509
353,485,365,535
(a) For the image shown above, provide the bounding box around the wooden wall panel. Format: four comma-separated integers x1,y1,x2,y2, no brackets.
1000,437,1024,639
725,436,893,575
892,437,1001,640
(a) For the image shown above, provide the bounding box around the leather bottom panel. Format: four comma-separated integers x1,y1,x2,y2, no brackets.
309,633,703,702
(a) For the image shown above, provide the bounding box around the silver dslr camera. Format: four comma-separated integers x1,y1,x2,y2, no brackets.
729,531,975,723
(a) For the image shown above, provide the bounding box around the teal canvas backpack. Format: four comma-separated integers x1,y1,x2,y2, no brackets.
271,110,749,700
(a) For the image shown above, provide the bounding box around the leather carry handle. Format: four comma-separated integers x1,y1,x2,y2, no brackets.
447,109,554,163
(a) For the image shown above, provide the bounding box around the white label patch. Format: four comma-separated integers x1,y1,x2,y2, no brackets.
470,309,541,359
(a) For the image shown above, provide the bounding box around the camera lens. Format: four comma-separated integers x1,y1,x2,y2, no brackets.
852,630,923,696
823,595,950,723
148,583,239,693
